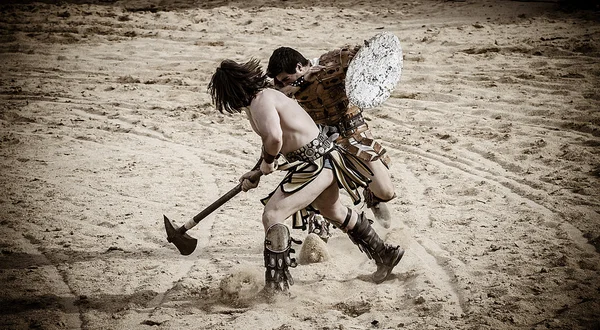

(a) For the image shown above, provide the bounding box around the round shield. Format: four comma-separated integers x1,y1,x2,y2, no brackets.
346,31,403,109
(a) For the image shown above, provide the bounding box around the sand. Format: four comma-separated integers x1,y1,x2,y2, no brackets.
1,0,599,329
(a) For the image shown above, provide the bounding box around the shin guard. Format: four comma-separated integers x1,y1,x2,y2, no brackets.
264,223,297,292
347,212,404,283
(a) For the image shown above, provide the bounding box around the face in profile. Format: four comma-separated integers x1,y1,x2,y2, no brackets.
274,62,307,87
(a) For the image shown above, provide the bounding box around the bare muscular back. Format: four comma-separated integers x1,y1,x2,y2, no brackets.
247,88,319,155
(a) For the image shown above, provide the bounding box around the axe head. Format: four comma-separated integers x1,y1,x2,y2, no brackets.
164,215,197,255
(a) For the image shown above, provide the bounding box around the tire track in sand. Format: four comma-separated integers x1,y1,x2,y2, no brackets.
388,142,595,254
386,163,467,318
0,227,82,329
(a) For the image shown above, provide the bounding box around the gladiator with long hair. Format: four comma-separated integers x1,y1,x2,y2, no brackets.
208,59,270,114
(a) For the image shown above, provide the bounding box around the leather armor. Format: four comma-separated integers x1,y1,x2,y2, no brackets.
295,45,360,125
294,45,390,166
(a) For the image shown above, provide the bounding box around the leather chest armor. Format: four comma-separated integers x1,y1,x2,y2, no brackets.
293,45,391,167
294,45,361,125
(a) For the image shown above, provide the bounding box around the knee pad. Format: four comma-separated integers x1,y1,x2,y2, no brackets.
265,223,291,252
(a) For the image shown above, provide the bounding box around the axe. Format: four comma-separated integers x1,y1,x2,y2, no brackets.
164,161,263,256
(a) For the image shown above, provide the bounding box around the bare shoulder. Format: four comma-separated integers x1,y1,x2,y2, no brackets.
255,88,290,104
251,89,272,106
261,88,285,98
249,89,282,113
253,88,275,101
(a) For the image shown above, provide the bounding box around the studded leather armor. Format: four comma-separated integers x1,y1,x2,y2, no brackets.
294,45,360,125
294,45,390,166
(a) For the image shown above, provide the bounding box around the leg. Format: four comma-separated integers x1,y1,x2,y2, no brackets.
356,159,396,226
312,180,359,229
262,168,336,293
361,159,395,203
313,184,404,284
262,167,336,231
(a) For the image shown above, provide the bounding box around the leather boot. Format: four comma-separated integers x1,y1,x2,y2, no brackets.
348,212,404,283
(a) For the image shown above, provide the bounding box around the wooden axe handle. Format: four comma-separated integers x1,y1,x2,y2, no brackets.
191,170,262,224
181,158,263,231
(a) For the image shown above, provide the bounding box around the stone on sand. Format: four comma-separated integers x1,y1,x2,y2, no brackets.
298,233,331,264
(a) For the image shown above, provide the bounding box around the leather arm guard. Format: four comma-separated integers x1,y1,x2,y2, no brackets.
264,223,298,292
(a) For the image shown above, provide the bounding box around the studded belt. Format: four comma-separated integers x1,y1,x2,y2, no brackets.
285,130,334,163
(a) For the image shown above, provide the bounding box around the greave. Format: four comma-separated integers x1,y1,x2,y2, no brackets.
347,212,386,262
308,213,331,243
347,212,404,283
264,223,297,292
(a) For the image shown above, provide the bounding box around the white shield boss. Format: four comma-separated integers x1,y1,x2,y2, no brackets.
346,31,403,109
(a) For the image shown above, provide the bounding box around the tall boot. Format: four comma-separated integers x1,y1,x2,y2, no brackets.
348,212,404,283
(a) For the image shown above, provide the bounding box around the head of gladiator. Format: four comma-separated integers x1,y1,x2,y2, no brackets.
208,58,270,114
267,47,311,88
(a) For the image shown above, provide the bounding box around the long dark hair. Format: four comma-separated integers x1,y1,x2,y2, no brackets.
266,47,309,78
208,58,270,114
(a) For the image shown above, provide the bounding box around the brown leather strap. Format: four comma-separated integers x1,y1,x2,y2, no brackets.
339,207,352,230
262,148,278,164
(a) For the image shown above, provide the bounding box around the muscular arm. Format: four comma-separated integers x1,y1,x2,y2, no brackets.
248,94,283,158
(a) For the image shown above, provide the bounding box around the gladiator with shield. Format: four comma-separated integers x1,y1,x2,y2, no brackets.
267,32,402,237
207,59,404,293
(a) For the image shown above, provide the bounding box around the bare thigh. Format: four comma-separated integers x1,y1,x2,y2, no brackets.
262,168,335,231
311,182,349,228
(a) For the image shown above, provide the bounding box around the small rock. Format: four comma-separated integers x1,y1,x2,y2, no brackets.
415,295,426,304
298,233,330,264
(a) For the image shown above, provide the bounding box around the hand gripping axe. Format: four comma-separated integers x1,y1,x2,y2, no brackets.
164,162,263,255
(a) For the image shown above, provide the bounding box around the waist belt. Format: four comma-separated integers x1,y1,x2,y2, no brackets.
337,112,366,137
285,130,334,163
